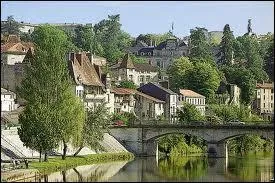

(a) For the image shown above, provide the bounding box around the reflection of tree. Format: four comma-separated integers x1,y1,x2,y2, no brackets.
157,156,208,181
73,168,83,182
88,167,106,182
61,170,66,182
226,154,274,182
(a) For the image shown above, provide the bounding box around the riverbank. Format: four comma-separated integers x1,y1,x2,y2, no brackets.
1,152,134,182
30,152,134,174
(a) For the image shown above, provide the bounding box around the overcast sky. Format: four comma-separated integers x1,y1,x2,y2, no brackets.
1,1,274,38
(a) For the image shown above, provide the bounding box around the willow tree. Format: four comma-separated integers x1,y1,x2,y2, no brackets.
73,103,111,156
17,25,85,161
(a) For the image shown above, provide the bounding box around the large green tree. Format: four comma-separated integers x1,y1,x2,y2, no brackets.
189,27,213,62
135,32,174,46
177,102,205,124
217,24,235,66
18,25,85,161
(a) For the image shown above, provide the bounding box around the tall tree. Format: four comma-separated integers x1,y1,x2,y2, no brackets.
177,102,205,123
17,25,85,161
189,27,213,62
217,24,235,66
1,15,20,35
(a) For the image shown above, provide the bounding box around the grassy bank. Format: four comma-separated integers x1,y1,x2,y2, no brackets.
29,152,134,174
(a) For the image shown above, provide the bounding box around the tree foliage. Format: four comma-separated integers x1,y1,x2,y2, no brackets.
17,25,85,161
1,15,20,35
217,24,235,66
118,80,137,89
135,32,174,46
189,27,213,62
177,102,205,123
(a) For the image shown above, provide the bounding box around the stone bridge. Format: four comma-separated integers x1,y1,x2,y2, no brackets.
109,124,274,158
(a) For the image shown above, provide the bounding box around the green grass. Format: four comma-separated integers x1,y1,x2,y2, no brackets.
29,152,134,174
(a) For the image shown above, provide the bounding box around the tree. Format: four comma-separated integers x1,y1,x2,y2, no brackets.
118,81,137,89
187,62,221,99
1,15,20,35
135,32,174,46
189,27,213,62
73,103,111,156
217,24,235,66
17,25,85,161
177,102,205,123
74,25,94,52
167,57,193,91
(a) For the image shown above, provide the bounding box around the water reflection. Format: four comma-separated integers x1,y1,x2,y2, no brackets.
34,153,273,182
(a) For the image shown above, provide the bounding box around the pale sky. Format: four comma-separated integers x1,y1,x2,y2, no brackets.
1,1,274,38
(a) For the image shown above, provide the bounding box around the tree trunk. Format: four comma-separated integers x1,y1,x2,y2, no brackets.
39,149,42,162
62,139,68,160
73,145,84,157
44,152,48,162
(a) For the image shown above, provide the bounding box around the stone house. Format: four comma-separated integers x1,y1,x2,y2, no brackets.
177,89,206,116
67,52,114,113
253,82,274,121
216,81,241,106
110,53,158,87
111,87,165,120
138,82,178,121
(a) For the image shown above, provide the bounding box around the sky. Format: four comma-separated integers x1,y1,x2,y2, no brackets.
1,1,274,38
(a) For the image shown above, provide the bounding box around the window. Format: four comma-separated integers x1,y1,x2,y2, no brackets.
264,103,265,108
272,89,274,93
141,52,144,56
271,103,273,108
157,61,160,67
271,96,273,100
264,89,265,93
139,75,144,82
148,52,151,56
124,105,126,109
159,103,161,110
129,75,133,81
146,76,150,82
264,95,265,100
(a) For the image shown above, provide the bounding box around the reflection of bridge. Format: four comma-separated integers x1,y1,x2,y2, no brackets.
109,124,274,158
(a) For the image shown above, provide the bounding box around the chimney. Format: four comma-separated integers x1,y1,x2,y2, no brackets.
76,53,83,66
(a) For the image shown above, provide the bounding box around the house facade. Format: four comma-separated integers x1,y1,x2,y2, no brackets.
68,52,114,113
216,81,241,106
253,82,274,121
110,53,158,87
177,89,206,116
138,82,177,121
111,88,136,114
1,88,17,112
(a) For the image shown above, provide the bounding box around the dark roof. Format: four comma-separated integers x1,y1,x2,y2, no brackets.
119,54,135,69
134,63,158,72
151,82,177,95
139,47,154,53
155,38,187,50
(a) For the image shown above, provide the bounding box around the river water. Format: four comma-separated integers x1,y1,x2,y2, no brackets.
34,153,273,182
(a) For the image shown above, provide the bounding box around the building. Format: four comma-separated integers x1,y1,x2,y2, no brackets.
138,82,178,121
1,88,17,112
253,82,274,121
67,52,114,113
1,35,34,65
127,36,189,81
177,89,206,116
111,87,165,120
110,53,158,87
111,88,136,114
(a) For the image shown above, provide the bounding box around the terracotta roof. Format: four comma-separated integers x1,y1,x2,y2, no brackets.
256,83,274,89
119,54,135,69
111,88,165,103
134,63,158,72
111,88,136,95
1,41,34,54
179,89,205,98
68,52,104,87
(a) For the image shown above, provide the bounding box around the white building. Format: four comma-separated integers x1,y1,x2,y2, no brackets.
111,88,136,114
177,89,206,116
1,35,33,65
1,88,17,112
254,82,274,121
110,54,158,87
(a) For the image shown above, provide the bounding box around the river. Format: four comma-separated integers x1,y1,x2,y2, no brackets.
33,153,273,182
